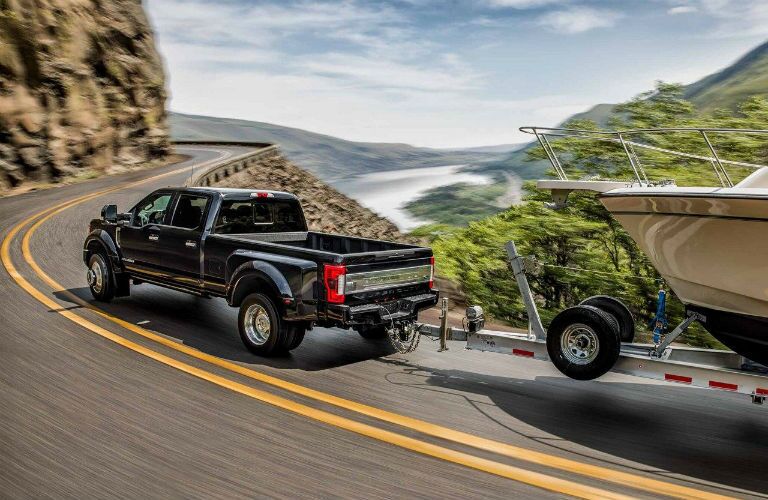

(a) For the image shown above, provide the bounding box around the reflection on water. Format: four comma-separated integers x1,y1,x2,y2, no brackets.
334,164,490,230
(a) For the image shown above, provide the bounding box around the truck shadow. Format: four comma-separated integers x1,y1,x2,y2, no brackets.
54,286,396,371
375,357,768,496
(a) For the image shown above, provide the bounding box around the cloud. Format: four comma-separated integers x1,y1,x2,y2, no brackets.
693,0,768,37
667,5,697,15
537,7,622,34
485,0,565,9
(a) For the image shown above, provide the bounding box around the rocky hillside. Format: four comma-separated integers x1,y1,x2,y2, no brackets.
171,112,503,181
0,0,169,190
212,149,403,241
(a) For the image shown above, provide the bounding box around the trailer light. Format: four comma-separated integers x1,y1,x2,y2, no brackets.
429,256,435,289
324,264,346,304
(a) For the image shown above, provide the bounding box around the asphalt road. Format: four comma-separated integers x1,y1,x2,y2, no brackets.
1,146,767,499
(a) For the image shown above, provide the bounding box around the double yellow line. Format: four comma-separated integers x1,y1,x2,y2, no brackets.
1,161,733,500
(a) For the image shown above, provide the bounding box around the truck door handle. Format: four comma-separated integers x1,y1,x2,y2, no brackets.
148,234,159,241
185,240,197,248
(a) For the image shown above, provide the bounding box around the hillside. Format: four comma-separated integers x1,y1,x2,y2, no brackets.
211,148,403,241
170,112,502,181
0,0,169,190
482,39,768,183
685,40,768,112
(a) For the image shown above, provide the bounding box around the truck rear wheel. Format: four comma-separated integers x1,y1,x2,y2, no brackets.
356,325,388,340
547,305,621,381
87,253,115,302
238,293,296,356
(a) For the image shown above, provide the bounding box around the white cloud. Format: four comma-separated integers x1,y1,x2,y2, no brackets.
668,5,698,15
485,0,565,9
537,7,622,34
694,0,768,38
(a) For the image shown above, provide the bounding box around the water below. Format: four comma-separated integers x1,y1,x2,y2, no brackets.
333,164,491,231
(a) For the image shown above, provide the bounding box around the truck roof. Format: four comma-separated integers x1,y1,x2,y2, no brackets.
173,187,299,200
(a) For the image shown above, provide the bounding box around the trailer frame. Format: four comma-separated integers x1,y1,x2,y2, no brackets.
422,240,768,405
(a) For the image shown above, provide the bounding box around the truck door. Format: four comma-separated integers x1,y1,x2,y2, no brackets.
117,191,173,276
160,193,211,288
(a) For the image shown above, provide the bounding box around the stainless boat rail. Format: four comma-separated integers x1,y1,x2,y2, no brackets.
519,126,768,187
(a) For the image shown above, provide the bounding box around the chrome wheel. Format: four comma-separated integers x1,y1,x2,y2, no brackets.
88,259,104,294
561,323,599,365
244,304,271,345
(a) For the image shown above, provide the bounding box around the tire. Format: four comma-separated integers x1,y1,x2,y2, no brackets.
356,325,388,340
580,295,635,343
238,293,293,356
282,324,306,351
87,253,115,302
546,305,621,381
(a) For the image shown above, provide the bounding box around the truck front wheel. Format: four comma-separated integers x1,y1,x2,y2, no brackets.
238,293,301,356
87,253,115,302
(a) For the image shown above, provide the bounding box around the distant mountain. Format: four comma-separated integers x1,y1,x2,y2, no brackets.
170,112,502,180
684,40,768,112
489,39,768,180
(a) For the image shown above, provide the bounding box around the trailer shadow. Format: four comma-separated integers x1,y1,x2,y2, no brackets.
54,286,396,371
376,357,768,495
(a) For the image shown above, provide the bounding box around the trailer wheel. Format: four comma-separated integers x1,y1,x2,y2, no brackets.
356,326,388,340
238,293,292,356
87,253,115,302
580,295,635,343
547,305,621,380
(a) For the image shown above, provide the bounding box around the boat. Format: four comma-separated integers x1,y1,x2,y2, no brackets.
520,126,768,366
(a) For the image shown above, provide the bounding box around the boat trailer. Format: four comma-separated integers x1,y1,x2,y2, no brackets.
421,240,768,405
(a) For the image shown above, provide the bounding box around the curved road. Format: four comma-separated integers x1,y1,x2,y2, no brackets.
1,147,766,499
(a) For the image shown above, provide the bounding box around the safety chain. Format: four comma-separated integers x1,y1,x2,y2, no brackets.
387,322,421,354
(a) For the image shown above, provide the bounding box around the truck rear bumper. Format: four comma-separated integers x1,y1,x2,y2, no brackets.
328,291,439,327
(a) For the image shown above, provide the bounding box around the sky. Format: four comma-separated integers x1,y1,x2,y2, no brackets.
146,0,768,148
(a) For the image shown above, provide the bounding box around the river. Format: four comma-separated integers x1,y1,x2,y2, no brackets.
333,164,491,231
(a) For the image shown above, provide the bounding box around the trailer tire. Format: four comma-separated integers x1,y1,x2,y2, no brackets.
238,293,292,356
580,295,635,343
547,305,621,381
356,325,388,340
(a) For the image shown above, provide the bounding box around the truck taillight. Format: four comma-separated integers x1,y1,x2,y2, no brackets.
324,264,346,304
429,256,435,289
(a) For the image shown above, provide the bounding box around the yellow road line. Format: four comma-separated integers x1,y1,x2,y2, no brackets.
6,159,735,500
3,197,631,500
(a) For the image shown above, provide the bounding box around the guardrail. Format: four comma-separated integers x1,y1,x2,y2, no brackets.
173,141,278,187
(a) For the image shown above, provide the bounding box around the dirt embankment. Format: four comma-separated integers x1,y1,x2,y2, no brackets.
212,149,404,241
0,0,169,190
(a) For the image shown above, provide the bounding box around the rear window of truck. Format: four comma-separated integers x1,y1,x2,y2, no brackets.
213,199,307,234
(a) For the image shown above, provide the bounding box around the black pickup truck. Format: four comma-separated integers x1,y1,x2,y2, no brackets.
84,187,438,355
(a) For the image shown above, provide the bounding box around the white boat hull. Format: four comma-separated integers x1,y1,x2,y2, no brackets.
600,190,768,318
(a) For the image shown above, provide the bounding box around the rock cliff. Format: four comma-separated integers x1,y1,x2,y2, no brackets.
0,0,169,189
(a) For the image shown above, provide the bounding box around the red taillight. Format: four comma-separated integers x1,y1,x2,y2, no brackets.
324,264,346,304
429,255,435,289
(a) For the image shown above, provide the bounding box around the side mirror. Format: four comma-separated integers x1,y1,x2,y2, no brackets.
117,212,132,225
101,204,118,223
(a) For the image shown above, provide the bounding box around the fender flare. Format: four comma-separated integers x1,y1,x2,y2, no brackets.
83,229,122,271
227,260,293,308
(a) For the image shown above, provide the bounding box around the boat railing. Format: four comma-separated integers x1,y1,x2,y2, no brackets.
519,126,768,188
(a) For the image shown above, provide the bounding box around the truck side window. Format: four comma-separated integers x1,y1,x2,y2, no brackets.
170,194,208,230
134,193,172,227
